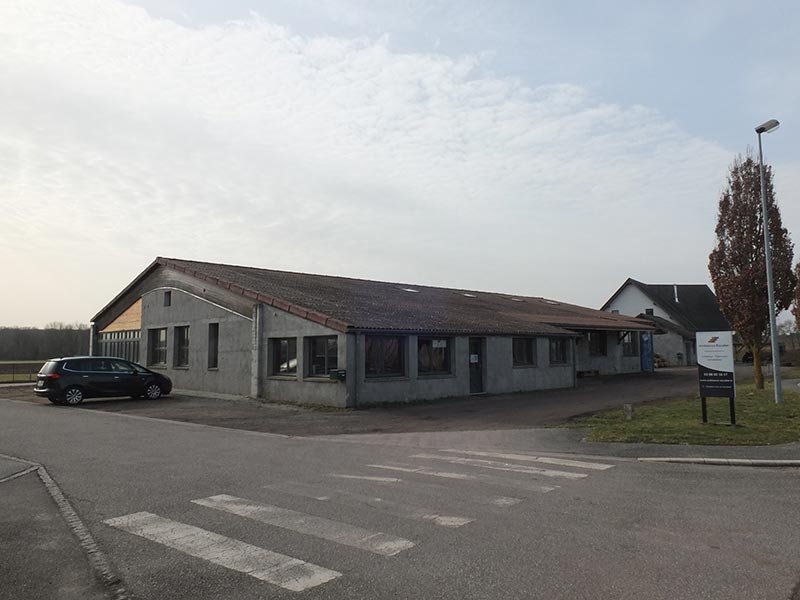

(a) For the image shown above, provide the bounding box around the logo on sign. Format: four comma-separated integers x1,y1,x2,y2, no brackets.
707,336,719,343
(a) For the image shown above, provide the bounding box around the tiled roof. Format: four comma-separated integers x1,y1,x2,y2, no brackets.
155,257,653,336
625,280,730,332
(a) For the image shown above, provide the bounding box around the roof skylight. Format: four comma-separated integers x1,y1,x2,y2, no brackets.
463,293,477,298
401,287,420,293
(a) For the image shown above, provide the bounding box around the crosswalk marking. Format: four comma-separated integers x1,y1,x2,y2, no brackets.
266,481,474,528
192,494,415,556
368,464,475,480
411,453,589,480
329,474,403,483
442,449,615,471
103,512,340,592
368,463,557,493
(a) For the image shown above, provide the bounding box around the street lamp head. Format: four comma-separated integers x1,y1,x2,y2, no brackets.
755,119,780,134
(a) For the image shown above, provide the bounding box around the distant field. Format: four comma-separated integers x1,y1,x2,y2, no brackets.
0,360,46,383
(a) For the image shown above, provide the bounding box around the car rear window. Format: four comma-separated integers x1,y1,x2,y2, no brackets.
40,361,60,374
63,359,88,372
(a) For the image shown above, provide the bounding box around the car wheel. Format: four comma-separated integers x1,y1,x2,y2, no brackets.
48,396,64,405
145,383,162,399
62,386,84,406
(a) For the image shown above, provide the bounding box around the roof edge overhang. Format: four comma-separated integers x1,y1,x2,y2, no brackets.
91,257,353,333
158,257,352,333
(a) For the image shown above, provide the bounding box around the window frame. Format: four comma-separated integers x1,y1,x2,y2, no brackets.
307,335,338,378
174,325,190,368
512,337,537,368
365,335,406,378
417,336,452,376
147,328,167,366
588,331,607,357
549,337,569,365
270,337,298,376
164,291,172,307
622,331,639,357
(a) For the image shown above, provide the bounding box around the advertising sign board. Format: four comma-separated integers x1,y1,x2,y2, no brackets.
696,331,736,423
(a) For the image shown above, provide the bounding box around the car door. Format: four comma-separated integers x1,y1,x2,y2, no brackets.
75,358,116,396
109,359,145,397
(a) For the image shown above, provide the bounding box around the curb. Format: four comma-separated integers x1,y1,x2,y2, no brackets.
638,457,800,467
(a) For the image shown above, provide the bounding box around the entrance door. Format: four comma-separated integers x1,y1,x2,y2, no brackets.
469,337,484,393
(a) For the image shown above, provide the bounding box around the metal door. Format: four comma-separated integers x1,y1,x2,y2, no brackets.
469,337,484,393
640,332,654,372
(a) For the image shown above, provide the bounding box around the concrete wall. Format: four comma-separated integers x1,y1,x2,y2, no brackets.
654,331,693,367
259,306,349,407
354,334,574,406
140,288,253,395
605,284,679,325
575,331,642,375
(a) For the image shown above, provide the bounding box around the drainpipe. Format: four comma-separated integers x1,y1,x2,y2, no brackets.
571,337,578,388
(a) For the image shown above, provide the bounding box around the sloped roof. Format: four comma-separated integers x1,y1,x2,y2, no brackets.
603,278,730,332
137,258,650,336
636,314,695,339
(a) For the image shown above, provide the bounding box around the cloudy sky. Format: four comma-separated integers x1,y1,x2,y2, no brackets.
2,0,799,327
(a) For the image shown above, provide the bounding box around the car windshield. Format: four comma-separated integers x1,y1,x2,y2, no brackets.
128,362,148,374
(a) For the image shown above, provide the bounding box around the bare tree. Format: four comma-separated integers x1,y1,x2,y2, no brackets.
709,152,795,389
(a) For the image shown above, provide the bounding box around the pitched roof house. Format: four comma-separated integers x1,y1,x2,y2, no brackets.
601,278,730,367
91,258,654,407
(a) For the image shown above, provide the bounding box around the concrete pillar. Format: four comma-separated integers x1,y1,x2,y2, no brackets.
344,333,358,408
250,304,264,398
88,323,97,356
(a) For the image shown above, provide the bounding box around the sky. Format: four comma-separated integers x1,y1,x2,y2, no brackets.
2,0,799,327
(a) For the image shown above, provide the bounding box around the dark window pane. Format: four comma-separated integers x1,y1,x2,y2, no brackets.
164,291,171,307
365,336,405,377
513,338,536,366
418,338,450,374
148,328,167,366
549,338,568,365
174,326,190,367
208,323,219,369
272,338,297,375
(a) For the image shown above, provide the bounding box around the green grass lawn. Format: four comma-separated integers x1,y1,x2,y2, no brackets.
0,360,46,383
558,382,800,445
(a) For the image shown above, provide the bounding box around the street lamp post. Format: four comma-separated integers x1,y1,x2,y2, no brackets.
755,118,782,404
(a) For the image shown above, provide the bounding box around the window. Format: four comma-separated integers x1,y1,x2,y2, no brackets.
549,338,568,365
208,323,219,369
588,331,607,356
622,331,639,357
308,336,338,377
512,338,537,367
164,291,172,307
271,338,297,375
365,336,404,377
645,308,654,315
174,326,190,367
418,337,451,375
148,328,167,366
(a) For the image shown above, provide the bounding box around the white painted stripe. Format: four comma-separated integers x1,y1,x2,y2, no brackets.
368,464,475,480
329,474,402,483
368,464,557,494
443,449,615,471
103,512,340,592
412,454,588,480
193,495,414,556
267,482,474,528
486,496,523,507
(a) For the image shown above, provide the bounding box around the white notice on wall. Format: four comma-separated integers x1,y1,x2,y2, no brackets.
432,339,447,348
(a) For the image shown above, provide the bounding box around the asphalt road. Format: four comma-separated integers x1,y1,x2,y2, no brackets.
1,397,799,600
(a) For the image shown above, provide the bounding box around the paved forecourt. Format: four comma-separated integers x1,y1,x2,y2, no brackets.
103,444,616,594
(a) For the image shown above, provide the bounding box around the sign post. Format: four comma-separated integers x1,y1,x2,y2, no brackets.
696,331,736,424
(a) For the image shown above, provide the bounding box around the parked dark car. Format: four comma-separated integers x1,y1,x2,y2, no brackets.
34,356,172,406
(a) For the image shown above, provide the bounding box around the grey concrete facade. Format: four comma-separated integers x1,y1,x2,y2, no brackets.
94,263,650,408
139,288,253,396
574,331,641,375
654,330,694,367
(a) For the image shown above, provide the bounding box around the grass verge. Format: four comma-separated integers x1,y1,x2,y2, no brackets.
557,382,800,445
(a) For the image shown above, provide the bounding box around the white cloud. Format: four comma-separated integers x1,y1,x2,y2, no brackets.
0,0,739,326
